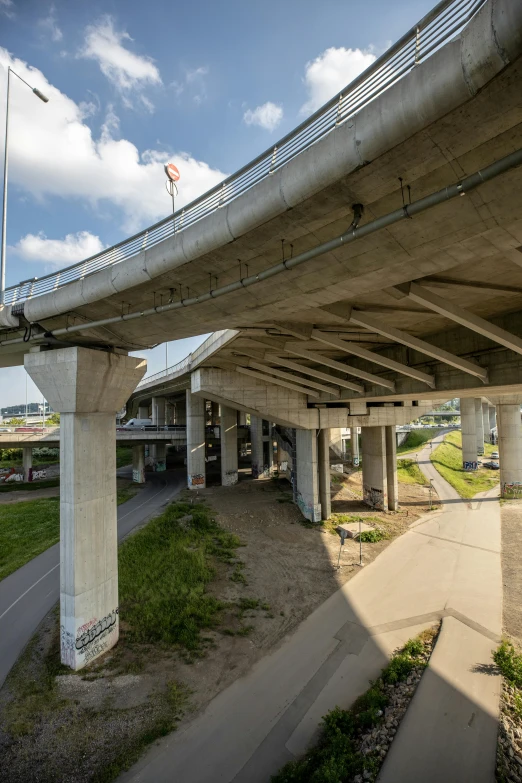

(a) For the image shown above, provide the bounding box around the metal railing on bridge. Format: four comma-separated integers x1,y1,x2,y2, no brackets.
3,0,486,309
135,330,230,388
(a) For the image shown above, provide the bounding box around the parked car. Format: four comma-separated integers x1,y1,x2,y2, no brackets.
491,451,499,459
484,461,500,470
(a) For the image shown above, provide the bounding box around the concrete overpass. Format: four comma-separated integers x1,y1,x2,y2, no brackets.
2,0,522,670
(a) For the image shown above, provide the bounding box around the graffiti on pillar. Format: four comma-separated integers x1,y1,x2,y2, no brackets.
133,468,145,483
223,470,238,486
502,482,522,499
0,468,24,483
29,468,47,482
74,608,119,665
279,460,288,473
331,463,344,474
463,461,478,472
263,464,270,478
363,485,385,510
60,625,75,668
252,463,259,479
296,491,321,523
189,473,205,487
154,461,166,472
353,456,360,467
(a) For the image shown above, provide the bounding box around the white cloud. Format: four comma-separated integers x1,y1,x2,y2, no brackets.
38,5,62,42
80,16,161,108
0,0,14,18
13,231,105,270
301,46,376,115
0,48,227,233
243,102,283,132
170,66,208,106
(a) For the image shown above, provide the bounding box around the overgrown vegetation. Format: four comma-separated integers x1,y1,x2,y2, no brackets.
0,446,59,468
397,458,429,486
359,528,387,543
116,446,133,469
0,498,60,581
271,630,436,782
494,640,522,691
397,429,438,455
118,501,241,654
430,431,499,499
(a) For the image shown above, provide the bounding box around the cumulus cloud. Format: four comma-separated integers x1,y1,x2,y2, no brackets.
13,231,105,269
0,48,227,233
38,5,62,42
243,102,283,131
301,46,376,115
80,16,161,108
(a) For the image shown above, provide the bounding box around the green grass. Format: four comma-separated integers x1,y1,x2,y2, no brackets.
430,431,499,499
397,458,429,486
397,428,439,455
0,498,60,581
116,446,133,469
359,529,387,543
323,514,383,536
116,482,140,505
494,640,522,691
0,478,60,493
271,629,435,782
118,500,241,654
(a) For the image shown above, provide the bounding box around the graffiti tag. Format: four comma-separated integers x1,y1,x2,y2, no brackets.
75,608,118,650
363,485,385,511
464,461,478,472
189,473,205,486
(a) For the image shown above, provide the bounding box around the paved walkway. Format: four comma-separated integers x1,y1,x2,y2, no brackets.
121,438,502,783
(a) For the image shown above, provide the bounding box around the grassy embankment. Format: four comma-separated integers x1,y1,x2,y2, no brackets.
116,445,133,469
396,458,429,486
2,500,255,781
430,430,498,498
396,428,439,456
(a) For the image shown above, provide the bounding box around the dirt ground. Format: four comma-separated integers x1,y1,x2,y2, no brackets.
500,500,522,646
0,469,438,782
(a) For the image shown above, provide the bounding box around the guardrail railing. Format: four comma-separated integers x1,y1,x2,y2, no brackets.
3,0,486,309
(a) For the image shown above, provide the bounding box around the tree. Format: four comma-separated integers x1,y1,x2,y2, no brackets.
46,412,60,425
5,417,25,426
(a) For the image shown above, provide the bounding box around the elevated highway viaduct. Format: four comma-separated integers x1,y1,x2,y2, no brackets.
1,0,521,669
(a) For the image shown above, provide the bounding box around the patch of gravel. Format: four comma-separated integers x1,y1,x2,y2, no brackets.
497,682,522,783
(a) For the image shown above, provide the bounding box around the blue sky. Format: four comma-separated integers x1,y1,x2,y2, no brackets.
0,0,433,408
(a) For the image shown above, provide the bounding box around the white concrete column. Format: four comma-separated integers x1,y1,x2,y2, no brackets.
23,446,32,482
498,404,522,498
25,347,145,671
151,397,165,426
221,405,238,486
318,428,331,520
385,425,398,511
329,428,343,459
351,427,360,465
361,426,388,511
186,390,206,490
138,405,149,419
489,406,497,438
482,402,490,445
250,415,263,478
155,443,166,472
132,445,145,483
475,398,484,455
295,429,321,523
238,411,247,426
460,398,478,470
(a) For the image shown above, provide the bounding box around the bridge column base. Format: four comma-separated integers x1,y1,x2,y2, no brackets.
132,445,145,483
221,405,238,486
460,398,478,470
351,427,360,466
318,428,331,521
25,347,145,671
361,426,388,511
250,415,263,478
186,390,206,490
23,447,32,482
498,404,522,498
475,399,485,456
385,426,399,512
295,429,321,523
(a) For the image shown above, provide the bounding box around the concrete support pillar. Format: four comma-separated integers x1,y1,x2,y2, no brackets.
482,402,490,445
221,405,238,486
186,390,206,490
295,429,321,523
132,445,145,483
489,406,496,435
250,415,263,478
25,347,145,671
351,427,360,466
318,428,331,520
361,426,387,511
151,397,165,426
460,398,478,470
329,428,343,459
385,425,399,511
238,411,247,426
138,405,149,419
23,447,32,482
498,404,522,498
475,398,484,455
155,443,166,472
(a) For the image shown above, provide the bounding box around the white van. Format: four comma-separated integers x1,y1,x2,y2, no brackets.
120,418,153,429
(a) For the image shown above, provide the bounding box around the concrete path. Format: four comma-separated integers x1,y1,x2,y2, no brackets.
121,438,502,783
0,468,185,687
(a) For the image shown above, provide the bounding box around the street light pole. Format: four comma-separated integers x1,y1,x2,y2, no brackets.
1,67,49,305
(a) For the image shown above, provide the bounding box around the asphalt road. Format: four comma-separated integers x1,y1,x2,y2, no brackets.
0,467,185,687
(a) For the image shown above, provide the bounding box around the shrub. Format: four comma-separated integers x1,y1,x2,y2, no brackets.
494,640,522,689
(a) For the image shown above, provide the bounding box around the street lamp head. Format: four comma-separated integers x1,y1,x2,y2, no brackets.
32,88,49,103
